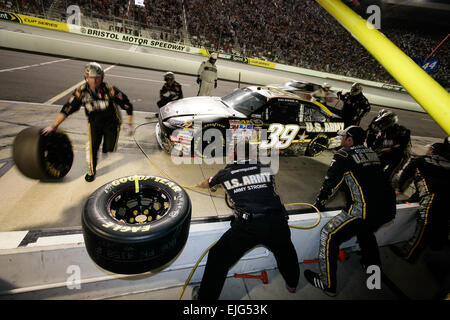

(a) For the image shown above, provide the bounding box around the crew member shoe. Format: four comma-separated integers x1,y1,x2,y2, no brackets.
304,270,336,297
286,284,297,293
85,173,95,182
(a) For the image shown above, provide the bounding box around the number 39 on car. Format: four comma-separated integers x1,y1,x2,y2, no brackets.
155,86,344,157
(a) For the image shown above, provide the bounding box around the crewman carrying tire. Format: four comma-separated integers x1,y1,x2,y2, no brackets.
42,62,133,182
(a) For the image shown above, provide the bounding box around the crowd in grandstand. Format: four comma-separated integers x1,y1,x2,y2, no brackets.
1,0,448,88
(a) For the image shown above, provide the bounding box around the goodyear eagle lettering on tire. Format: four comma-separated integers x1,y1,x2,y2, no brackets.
82,175,191,274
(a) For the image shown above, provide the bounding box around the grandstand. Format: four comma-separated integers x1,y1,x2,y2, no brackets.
0,0,448,89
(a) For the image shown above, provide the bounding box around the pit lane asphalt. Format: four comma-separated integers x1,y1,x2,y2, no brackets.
0,98,442,232
0,46,446,232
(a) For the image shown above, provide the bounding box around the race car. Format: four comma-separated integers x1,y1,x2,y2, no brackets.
268,80,343,110
155,86,344,158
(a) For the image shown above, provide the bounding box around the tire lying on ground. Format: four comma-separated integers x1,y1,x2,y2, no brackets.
82,175,192,274
12,126,73,179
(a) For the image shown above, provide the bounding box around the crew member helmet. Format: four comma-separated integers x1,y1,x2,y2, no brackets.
84,62,104,78
350,82,362,95
164,71,175,81
210,52,218,60
323,82,331,91
372,110,398,131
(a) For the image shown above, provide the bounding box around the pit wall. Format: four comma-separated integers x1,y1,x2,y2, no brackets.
0,203,417,299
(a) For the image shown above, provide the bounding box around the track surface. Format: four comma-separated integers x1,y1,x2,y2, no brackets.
0,22,447,231
0,47,446,138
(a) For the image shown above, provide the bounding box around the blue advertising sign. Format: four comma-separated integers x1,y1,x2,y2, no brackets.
414,57,439,73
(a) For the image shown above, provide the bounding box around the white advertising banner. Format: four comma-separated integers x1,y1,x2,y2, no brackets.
68,24,201,54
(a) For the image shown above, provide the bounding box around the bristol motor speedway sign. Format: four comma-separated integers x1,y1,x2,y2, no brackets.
70,25,200,54
0,10,201,55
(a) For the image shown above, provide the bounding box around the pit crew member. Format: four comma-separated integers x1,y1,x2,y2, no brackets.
193,140,300,300
197,53,218,96
338,82,371,128
42,62,133,182
305,126,396,296
157,71,183,108
391,139,450,262
366,110,411,181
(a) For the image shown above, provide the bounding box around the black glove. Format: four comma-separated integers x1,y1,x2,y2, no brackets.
214,80,217,88
196,76,201,84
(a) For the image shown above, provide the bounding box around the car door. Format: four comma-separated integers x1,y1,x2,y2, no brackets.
258,99,302,150
299,101,344,138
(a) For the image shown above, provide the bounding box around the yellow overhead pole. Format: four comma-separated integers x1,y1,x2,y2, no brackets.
316,0,450,135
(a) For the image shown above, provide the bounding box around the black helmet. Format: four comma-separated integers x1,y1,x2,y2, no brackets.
164,71,175,81
372,110,398,131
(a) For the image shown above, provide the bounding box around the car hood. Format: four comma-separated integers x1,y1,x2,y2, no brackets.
159,96,246,120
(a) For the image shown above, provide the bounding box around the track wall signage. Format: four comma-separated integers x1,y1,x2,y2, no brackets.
69,24,200,54
0,10,405,93
0,11,69,32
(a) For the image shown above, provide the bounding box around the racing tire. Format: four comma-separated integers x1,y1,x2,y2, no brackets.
12,126,73,179
82,175,192,274
305,133,329,157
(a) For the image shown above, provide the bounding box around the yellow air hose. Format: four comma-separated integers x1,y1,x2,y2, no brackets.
177,240,218,300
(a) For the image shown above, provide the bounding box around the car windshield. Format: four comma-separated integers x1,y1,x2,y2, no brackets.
285,81,306,89
222,88,267,116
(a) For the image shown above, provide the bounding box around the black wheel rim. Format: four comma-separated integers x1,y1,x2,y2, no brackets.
108,186,171,225
310,138,328,156
42,133,73,177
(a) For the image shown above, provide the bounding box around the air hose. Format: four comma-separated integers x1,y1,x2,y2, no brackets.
176,203,321,300
133,122,322,300
177,240,218,300
133,121,222,198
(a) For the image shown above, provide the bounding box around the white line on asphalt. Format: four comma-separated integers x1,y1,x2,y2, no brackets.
106,74,162,83
0,99,152,115
44,65,116,105
0,59,69,73
105,74,191,86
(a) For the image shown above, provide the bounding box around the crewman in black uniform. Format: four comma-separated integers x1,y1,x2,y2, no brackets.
194,140,300,300
304,126,396,296
338,82,371,128
157,71,183,108
43,62,133,182
391,139,450,262
366,110,411,181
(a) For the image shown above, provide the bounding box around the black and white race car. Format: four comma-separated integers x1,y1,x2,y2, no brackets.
155,86,344,158
268,80,342,109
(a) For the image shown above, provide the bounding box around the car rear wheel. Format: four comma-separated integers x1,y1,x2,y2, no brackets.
12,126,73,179
82,175,191,274
305,134,329,157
